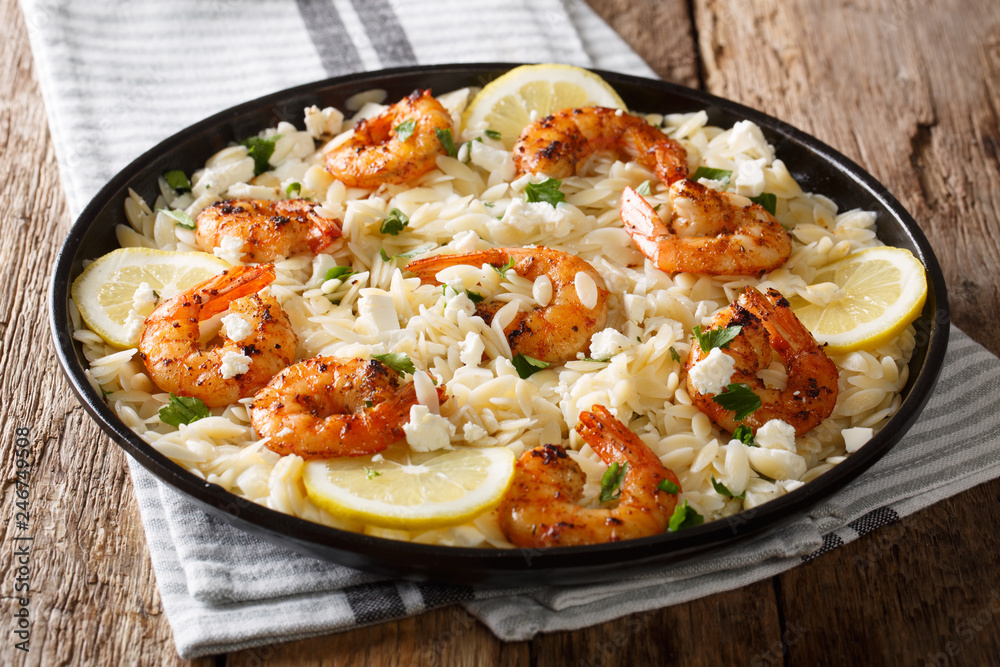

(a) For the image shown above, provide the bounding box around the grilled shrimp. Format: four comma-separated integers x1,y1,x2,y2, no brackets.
195,199,342,263
497,405,681,548
686,286,839,436
251,357,446,459
324,89,453,188
620,181,792,275
406,247,609,365
139,264,297,408
513,106,688,185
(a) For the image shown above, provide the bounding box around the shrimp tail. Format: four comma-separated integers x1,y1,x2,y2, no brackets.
306,215,343,254
406,250,504,286
620,186,668,265
195,264,276,321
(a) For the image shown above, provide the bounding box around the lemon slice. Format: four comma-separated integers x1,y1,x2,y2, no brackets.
788,246,928,354
462,64,626,148
303,446,516,530
71,247,230,348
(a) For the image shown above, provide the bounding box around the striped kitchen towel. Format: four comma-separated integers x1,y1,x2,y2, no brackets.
24,0,1000,659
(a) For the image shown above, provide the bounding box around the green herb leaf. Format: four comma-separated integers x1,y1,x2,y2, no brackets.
492,257,516,279
692,324,742,352
286,182,302,197
394,119,416,142
749,192,777,215
364,466,382,480
669,346,681,363
163,170,191,192
712,383,762,421
523,177,565,207
325,265,356,282
657,478,679,494
371,352,415,376
483,201,495,208
435,127,457,157
380,208,409,236
157,208,196,229
732,424,758,447
465,290,485,304
692,166,733,187
365,400,373,408
241,135,278,176
599,462,629,503
635,180,652,196
381,242,436,263
668,500,705,532
484,129,502,140
461,141,474,163
580,356,611,363
511,353,549,379
711,475,745,499
652,203,662,212
159,393,210,427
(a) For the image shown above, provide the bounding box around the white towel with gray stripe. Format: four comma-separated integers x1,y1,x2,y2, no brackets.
24,0,1000,658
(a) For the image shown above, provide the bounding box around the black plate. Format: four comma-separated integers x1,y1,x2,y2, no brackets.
49,64,949,586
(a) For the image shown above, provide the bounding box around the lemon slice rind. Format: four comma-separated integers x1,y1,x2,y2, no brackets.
790,246,928,354
303,446,516,530
71,247,230,349
462,64,626,148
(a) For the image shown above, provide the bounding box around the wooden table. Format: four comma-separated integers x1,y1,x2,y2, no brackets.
3,0,999,663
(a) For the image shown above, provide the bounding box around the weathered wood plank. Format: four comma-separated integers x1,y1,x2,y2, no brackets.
583,0,700,87
0,0,211,664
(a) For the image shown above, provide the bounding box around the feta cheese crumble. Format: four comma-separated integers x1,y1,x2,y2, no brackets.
214,235,245,265
403,405,456,452
755,419,796,452
220,350,252,379
588,328,635,360
688,347,736,395
842,427,874,453
221,313,253,343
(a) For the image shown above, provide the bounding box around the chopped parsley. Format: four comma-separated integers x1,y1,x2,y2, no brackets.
325,265,356,282
435,127,457,157
580,356,611,363
484,129,502,140
691,166,733,187
380,243,436,263
523,177,565,207
241,135,278,176
492,257,516,279
711,475,745,499
371,352,415,376
599,462,628,503
159,393,210,427
380,208,409,236
511,353,549,379
286,182,302,197
394,119,416,142
657,478,679,494
668,500,705,532
669,346,681,363
157,208,196,229
364,466,382,480
635,180,652,196
712,383,762,421
692,324,742,352
749,192,777,215
732,424,758,447
163,169,191,192
465,290,485,304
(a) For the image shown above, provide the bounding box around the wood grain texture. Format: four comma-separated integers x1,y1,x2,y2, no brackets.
0,1,210,665
2,0,999,664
